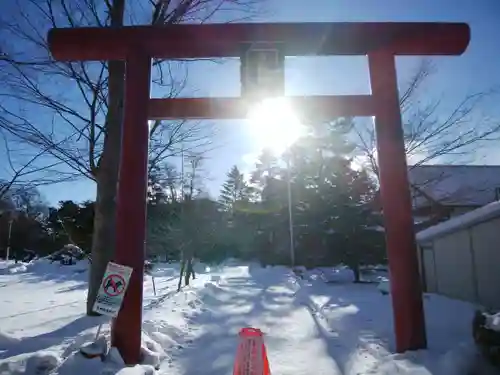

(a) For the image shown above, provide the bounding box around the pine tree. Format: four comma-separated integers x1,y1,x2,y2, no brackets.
219,165,259,258
248,118,385,274
251,148,280,189
148,163,168,205
219,165,251,212
290,118,384,277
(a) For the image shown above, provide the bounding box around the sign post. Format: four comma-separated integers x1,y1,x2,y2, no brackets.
93,262,133,317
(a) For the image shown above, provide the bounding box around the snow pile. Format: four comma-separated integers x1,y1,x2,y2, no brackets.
24,351,61,374
377,278,391,294
116,365,156,375
7,264,28,274
303,265,389,284
320,266,356,283
0,257,89,277
369,343,480,375
145,261,212,279
0,262,28,275
299,265,355,283
78,333,166,374
48,244,86,262
140,333,166,369
485,312,500,332
0,323,167,375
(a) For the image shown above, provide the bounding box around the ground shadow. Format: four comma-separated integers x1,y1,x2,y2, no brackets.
143,290,179,311
163,266,298,375
295,276,484,375
0,315,103,359
17,263,89,286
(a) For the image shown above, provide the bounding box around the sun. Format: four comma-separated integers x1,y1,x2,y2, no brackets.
247,97,305,155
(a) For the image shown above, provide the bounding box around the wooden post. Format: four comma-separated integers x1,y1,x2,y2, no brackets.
111,51,151,364
368,51,427,351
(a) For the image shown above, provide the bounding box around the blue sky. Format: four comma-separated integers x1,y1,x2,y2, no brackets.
4,0,500,206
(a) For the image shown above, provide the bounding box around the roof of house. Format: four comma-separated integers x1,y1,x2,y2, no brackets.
416,199,500,242
408,165,500,208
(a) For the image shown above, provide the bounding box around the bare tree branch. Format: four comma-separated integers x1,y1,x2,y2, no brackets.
1,0,259,181
353,59,500,180
0,130,78,201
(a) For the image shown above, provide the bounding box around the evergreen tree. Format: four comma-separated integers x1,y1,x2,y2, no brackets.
251,149,280,189
44,200,94,252
291,119,384,276
148,162,180,205
248,118,386,275
219,165,252,212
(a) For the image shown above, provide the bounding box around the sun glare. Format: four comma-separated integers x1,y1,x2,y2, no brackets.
247,97,304,155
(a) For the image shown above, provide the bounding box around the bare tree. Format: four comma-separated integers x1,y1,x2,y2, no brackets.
353,59,500,177
0,0,262,314
177,154,206,291
0,131,74,203
352,60,500,227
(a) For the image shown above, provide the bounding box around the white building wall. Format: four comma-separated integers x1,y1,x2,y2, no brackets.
470,218,500,309
417,201,500,309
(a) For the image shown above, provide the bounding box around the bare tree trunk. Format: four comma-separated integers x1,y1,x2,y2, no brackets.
184,256,193,286
351,263,361,283
177,255,186,292
191,259,196,279
86,0,125,315
86,142,121,314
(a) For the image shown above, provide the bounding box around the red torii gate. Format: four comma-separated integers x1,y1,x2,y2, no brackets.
48,22,469,365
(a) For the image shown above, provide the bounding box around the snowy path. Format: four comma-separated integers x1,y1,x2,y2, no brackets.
155,265,341,375
145,265,491,375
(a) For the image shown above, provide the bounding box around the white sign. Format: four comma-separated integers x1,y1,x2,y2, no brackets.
92,262,133,317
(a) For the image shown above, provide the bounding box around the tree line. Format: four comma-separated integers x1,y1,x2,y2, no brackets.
0,187,93,260
144,118,386,282
1,118,385,283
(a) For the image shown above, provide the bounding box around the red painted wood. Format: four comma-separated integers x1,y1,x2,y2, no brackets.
148,95,376,120
48,22,470,61
111,53,151,364
368,51,427,352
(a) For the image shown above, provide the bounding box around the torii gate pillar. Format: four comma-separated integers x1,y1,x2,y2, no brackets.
47,22,470,364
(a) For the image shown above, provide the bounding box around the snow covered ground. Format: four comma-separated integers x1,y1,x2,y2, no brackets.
0,259,496,375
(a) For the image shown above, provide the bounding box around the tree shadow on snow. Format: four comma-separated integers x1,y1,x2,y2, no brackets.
0,300,83,321
143,290,179,311
296,287,390,374
54,282,88,294
165,268,297,375
19,265,89,286
295,280,480,374
0,315,102,360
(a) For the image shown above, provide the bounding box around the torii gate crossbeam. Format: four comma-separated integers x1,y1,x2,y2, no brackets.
47,22,470,365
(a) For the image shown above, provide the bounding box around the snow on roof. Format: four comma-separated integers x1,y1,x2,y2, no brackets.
408,165,500,207
416,200,500,242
